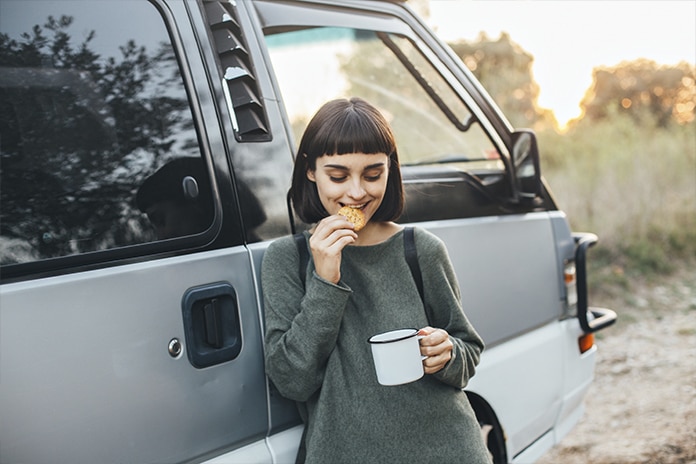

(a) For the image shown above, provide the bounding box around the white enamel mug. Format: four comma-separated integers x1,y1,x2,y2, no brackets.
368,328,425,386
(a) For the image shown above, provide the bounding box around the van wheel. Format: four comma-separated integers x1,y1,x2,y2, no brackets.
467,392,507,464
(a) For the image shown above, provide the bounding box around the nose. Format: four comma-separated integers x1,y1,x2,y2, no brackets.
346,178,366,200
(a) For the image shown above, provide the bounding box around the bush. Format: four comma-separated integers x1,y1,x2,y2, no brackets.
538,113,696,281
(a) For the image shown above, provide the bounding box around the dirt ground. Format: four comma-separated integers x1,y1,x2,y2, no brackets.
537,264,696,464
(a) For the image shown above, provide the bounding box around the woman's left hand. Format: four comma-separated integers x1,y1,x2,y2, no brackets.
417,327,453,374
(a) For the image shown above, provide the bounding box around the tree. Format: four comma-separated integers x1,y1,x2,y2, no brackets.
580,59,695,127
447,32,555,130
0,15,194,259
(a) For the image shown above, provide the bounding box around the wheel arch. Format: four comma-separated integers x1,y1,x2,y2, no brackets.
466,391,508,464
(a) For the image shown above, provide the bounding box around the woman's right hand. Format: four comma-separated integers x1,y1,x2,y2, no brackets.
309,215,357,284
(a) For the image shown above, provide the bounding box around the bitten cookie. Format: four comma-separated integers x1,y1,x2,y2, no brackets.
337,206,366,231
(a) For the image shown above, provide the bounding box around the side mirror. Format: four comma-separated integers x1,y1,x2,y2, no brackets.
510,130,542,204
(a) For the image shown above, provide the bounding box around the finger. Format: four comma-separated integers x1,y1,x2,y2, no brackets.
420,344,453,360
422,353,451,374
315,230,357,255
417,326,434,336
419,336,453,358
324,233,357,254
423,349,451,365
310,227,357,252
418,328,449,347
315,214,355,234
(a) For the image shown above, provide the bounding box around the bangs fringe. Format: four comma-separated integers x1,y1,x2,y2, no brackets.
309,107,395,157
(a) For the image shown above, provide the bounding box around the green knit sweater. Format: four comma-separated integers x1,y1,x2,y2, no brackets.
262,227,491,464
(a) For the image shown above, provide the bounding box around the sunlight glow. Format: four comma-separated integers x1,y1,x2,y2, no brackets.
427,0,696,128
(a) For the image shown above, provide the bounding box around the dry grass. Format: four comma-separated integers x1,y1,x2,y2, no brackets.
538,264,696,464
539,117,696,279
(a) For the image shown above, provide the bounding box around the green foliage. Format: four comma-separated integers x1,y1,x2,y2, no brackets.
581,59,695,128
1,14,193,258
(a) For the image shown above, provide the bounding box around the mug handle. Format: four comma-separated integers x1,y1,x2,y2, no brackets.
416,335,429,360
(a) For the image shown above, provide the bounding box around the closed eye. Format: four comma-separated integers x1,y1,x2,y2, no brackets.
364,167,385,181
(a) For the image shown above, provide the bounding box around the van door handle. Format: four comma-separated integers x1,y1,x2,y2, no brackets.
182,282,242,368
203,298,223,349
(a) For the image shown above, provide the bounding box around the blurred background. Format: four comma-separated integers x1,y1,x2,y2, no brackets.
420,0,696,299
420,2,695,462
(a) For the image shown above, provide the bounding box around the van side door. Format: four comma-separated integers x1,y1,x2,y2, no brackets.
0,1,273,462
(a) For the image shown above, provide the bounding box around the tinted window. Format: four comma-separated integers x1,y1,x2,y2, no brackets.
0,0,212,265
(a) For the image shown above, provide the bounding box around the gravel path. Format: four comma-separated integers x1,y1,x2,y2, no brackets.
538,265,696,464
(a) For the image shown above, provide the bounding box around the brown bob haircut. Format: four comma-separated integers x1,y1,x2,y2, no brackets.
290,97,404,224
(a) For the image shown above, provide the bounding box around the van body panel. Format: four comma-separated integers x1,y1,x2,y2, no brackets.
555,319,598,440
266,425,304,464
198,424,304,464
467,321,564,457
0,249,267,464
198,440,272,464
421,212,563,346
511,429,557,464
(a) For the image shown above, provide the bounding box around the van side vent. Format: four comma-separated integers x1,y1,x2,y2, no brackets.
203,1,271,142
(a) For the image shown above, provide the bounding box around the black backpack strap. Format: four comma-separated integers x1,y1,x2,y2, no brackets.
404,226,426,303
294,232,310,287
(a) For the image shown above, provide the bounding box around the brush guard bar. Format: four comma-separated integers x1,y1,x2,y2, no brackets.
574,232,618,333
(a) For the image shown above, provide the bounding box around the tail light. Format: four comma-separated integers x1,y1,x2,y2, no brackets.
564,260,578,309
578,333,595,354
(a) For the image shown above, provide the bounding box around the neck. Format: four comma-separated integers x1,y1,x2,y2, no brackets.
352,221,402,246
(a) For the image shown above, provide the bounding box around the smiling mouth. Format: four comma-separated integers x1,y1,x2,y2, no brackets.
341,203,366,210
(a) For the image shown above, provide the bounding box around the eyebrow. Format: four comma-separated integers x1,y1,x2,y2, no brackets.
322,162,386,172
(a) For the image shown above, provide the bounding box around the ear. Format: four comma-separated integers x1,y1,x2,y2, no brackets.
306,169,316,182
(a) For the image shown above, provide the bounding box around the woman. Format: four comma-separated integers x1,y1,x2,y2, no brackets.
262,97,491,463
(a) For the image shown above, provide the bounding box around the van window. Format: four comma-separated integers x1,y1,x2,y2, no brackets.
265,27,502,170
0,0,211,265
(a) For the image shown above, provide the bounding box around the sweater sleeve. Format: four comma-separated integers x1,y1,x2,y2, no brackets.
261,236,352,401
416,228,484,389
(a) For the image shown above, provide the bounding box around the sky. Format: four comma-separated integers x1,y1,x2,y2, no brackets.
426,0,696,127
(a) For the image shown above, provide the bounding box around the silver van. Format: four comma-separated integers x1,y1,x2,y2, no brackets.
0,1,616,463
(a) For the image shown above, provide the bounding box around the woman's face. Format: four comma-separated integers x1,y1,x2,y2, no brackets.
307,152,390,224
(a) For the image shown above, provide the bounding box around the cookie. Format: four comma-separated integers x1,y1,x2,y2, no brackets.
337,206,366,231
